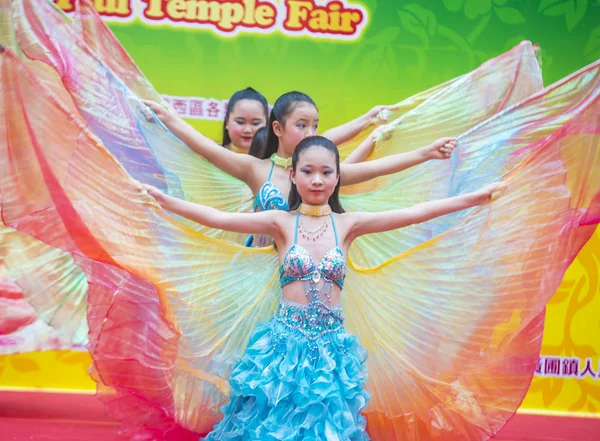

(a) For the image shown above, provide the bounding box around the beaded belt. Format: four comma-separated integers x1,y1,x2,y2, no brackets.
274,299,344,341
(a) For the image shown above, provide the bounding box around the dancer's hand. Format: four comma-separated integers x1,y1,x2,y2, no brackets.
142,183,165,202
141,99,179,127
474,182,506,205
426,137,457,160
367,104,400,126
370,124,393,143
134,180,167,205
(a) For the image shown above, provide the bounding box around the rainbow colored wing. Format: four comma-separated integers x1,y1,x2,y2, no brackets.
342,41,544,266
12,0,253,244
72,0,166,104
0,47,279,438
13,0,542,251
337,43,541,164
336,73,462,160
3,43,600,441
0,0,92,353
342,58,600,441
0,222,88,353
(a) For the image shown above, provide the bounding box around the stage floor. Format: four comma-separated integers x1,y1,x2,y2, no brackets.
1,390,599,440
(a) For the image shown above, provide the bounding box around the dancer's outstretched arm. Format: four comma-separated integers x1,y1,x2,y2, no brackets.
340,137,456,185
342,126,389,164
322,105,389,145
143,100,257,184
346,183,501,241
143,184,282,237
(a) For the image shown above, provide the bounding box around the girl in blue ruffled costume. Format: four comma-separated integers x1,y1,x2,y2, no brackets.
142,136,500,440
146,92,457,247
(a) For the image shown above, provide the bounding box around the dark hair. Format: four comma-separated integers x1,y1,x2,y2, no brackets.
248,126,268,157
222,87,269,147
288,136,345,214
253,91,317,160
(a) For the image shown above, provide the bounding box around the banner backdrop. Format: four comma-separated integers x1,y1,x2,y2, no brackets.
0,0,599,416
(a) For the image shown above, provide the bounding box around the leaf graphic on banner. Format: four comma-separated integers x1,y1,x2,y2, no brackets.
464,0,492,19
341,27,400,74
361,46,385,68
584,26,600,60
568,388,588,412
365,26,401,45
437,25,476,69
539,0,572,15
539,0,588,28
467,12,492,44
438,25,471,52
549,285,574,304
542,377,564,406
494,6,526,24
567,0,588,30
443,0,464,12
572,345,597,359
9,356,40,372
398,4,437,45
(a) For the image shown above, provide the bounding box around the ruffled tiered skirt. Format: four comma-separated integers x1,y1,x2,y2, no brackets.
202,302,370,441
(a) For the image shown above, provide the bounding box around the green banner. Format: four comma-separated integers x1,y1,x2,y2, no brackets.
53,0,600,141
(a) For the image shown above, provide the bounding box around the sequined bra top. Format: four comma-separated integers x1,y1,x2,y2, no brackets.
253,162,289,212
279,213,346,289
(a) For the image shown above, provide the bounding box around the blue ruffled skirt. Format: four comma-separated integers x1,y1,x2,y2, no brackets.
201,300,371,441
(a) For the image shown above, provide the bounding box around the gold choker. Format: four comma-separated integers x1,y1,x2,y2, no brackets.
270,153,292,169
298,203,331,217
228,143,246,154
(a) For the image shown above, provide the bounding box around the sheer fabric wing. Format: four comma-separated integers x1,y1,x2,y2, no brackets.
72,0,166,104
0,221,89,352
13,0,253,244
0,48,280,438
343,41,546,266
0,4,95,352
336,75,462,161
342,59,600,441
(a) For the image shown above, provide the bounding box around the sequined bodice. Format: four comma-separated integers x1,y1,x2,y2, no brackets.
253,162,288,212
280,245,346,288
279,213,346,289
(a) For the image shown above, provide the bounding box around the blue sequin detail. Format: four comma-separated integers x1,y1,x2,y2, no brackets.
253,162,288,212
274,299,344,341
253,180,289,211
245,163,288,248
279,244,346,289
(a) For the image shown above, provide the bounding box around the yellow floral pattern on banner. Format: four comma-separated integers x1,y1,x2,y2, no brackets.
521,227,600,414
